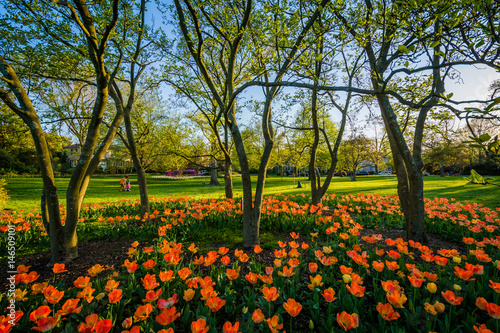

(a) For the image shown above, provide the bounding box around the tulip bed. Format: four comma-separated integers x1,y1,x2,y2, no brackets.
1,193,500,333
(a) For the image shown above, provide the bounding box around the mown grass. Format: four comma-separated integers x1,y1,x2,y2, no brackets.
3,174,500,212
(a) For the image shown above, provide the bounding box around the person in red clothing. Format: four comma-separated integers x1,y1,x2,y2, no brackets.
119,176,126,191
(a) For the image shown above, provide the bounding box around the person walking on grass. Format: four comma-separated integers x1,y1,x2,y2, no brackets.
119,176,126,192
125,176,131,192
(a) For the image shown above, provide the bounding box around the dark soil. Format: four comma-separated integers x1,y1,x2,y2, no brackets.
0,238,134,293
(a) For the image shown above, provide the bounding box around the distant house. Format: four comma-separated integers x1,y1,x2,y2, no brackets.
358,156,392,174
63,144,115,171
63,144,81,168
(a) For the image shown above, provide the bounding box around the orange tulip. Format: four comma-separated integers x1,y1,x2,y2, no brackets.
226,268,239,280
108,289,123,304
76,285,95,303
94,319,112,333
434,256,449,266
381,280,399,293
336,311,359,331
142,288,162,303
441,290,463,305
434,301,445,313
386,290,407,308
183,288,195,302
122,259,138,273
387,250,401,260
155,307,180,326
454,267,474,281
385,260,400,271
29,306,51,322
218,247,229,255
87,264,105,277
188,243,198,253
178,267,192,280
309,262,318,273
157,328,173,333
142,259,157,269
134,304,153,321
17,264,31,273
252,309,265,323
372,261,384,272
191,318,209,333
200,286,218,301
424,302,437,316
76,314,102,333
52,263,67,274
308,275,323,290
266,315,283,333
278,266,294,278
474,324,494,333
346,281,365,298
104,280,119,292
424,272,438,281
339,265,353,275
287,258,300,267
407,276,424,288
323,287,337,302
159,270,175,282
43,286,64,304
376,302,400,321
476,297,489,310
32,317,62,332
283,298,302,317
222,321,241,333
254,245,263,253
122,317,133,329
206,296,226,312
262,286,279,302
259,274,273,285
245,272,258,284
486,303,500,319
141,274,159,290
238,253,250,262
60,298,82,315
489,280,500,293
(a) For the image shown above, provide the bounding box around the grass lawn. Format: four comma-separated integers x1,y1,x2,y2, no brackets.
3,174,499,211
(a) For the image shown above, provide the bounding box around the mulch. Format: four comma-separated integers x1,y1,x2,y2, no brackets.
0,238,134,293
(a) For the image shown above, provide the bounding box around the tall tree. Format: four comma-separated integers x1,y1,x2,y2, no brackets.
172,0,331,246
331,1,477,242
109,0,160,217
0,0,128,263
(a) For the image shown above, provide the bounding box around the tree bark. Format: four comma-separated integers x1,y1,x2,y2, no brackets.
224,154,233,198
224,119,233,198
209,160,219,185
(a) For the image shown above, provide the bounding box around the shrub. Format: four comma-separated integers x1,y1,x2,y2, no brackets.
182,169,197,176
0,178,10,210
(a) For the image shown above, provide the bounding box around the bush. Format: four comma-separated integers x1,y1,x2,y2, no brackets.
182,169,197,176
166,170,180,177
0,179,10,210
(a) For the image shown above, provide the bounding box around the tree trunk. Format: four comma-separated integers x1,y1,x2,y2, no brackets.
209,161,219,185
124,112,150,217
376,94,428,244
224,121,233,198
224,156,233,198
440,164,444,177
